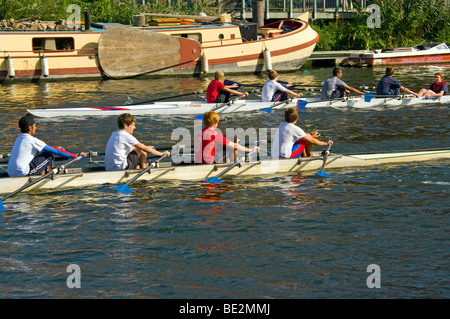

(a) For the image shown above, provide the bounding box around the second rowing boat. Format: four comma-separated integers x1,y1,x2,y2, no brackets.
27,95,450,118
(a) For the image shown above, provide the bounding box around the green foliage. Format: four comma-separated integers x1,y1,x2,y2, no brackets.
1,0,448,50
311,0,450,51
0,0,233,23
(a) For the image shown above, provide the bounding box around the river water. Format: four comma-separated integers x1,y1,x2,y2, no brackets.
0,64,449,300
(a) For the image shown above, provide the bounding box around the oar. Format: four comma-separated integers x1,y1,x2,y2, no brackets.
224,79,242,89
130,90,203,105
0,155,85,212
203,150,257,184
364,92,374,102
315,143,333,178
113,154,168,194
297,99,308,110
98,25,201,78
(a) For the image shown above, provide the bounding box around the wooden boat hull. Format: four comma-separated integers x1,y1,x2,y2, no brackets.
28,95,450,118
0,18,318,81
0,150,448,195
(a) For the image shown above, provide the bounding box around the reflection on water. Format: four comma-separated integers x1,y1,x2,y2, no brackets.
0,65,449,299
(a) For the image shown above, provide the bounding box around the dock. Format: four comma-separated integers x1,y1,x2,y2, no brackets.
307,50,368,66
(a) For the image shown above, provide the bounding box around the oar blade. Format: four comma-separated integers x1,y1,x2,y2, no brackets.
193,114,204,120
113,184,133,194
203,176,223,184
364,92,374,102
297,100,308,110
315,170,331,179
98,26,201,79
0,200,5,212
261,107,272,113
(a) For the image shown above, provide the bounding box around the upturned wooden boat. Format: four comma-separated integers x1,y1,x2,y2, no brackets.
344,42,450,67
28,94,450,118
0,14,318,81
0,149,448,195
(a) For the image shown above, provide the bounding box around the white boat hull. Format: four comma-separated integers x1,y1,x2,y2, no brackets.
1,150,448,195
28,95,450,118
345,42,450,66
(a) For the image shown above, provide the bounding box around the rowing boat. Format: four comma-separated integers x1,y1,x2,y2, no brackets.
1,150,448,195
28,95,450,118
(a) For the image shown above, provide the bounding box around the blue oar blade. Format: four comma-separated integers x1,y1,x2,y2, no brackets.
261,107,272,113
113,184,133,194
315,170,331,178
203,176,223,184
0,200,5,212
297,100,308,110
193,114,204,120
364,92,374,102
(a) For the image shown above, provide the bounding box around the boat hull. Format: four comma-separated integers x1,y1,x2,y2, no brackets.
345,42,450,66
347,53,450,66
28,95,450,118
0,150,449,195
0,19,318,81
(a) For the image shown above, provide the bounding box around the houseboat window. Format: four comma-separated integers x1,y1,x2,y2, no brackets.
171,33,202,42
218,34,224,40
32,37,75,51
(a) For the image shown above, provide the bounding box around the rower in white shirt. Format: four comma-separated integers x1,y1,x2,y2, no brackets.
261,70,302,102
272,107,333,159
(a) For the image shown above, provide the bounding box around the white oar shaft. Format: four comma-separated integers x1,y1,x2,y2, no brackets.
320,143,333,171
125,154,167,186
215,149,257,178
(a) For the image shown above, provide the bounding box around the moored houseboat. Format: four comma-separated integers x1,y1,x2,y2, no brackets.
0,13,319,81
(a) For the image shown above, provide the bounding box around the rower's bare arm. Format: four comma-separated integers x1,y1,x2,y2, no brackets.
136,142,170,157
286,89,302,97
227,141,259,153
401,86,418,97
348,86,365,95
224,87,248,96
302,134,333,147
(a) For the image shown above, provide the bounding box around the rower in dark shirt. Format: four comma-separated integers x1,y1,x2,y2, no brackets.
376,67,418,97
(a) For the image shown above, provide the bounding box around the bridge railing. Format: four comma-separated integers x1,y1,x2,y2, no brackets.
225,0,373,19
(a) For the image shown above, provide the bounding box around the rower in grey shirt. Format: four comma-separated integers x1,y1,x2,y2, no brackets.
321,68,365,100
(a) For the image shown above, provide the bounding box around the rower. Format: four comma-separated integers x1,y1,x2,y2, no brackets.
417,72,448,98
376,67,418,97
194,111,259,164
261,70,302,102
206,71,248,103
104,113,170,171
271,107,333,159
7,113,87,177
321,67,365,100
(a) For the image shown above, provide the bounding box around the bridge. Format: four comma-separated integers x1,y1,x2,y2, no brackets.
233,0,373,20
135,1,375,20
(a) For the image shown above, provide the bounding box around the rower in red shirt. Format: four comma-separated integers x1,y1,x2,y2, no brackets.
194,111,258,164
206,70,248,103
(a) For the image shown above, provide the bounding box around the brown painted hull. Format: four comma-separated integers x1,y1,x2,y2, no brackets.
0,19,318,81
